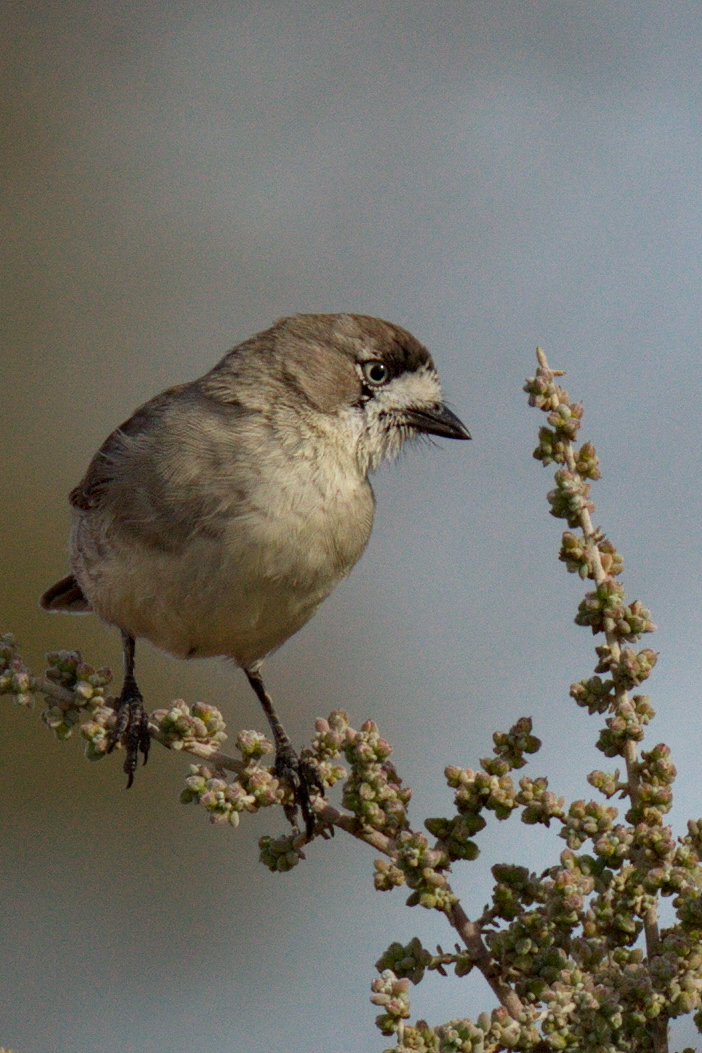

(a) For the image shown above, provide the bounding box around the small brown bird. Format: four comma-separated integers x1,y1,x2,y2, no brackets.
41,313,470,834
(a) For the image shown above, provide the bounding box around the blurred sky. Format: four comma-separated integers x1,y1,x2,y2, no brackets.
3,1,702,1050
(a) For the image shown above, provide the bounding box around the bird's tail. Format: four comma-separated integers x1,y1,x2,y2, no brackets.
40,574,92,613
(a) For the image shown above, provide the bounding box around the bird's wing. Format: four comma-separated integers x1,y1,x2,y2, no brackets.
69,384,193,512
69,384,257,552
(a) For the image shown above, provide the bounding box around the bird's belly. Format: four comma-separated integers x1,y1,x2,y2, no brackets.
76,492,372,668
83,542,330,667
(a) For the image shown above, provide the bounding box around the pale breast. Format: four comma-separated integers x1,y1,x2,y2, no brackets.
71,444,375,668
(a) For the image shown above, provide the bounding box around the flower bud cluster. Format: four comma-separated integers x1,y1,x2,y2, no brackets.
310,709,349,758
684,819,702,861
491,864,544,921
180,765,258,825
548,470,595,528
524,372,571,413
41,703,79,741
259,833,305,872
376,937,434,985
638,742,676,791
575,583,656,641
371,970,411,1035
544,852,598,929
383,1006,544,1053
42,649,112,740
484,863,692,1044
540,964,634,1051
180,730,283,826
547,401,584,441
649,930,702,1019
516,776,565,827
152,700,228,751
436,1006,540,1052
674,883,702,943
573,441,601,481
380,1019,436,1052
342,720,411,835
597,539,624,578
374,858,407,891
444,765,518,823
588,866,652,946
627,744,675,829
424,814,483,863
559,533,621,580
234,728,271,761
395,831,456,912
435,1013,504,1052
183,762,283,820
591,825,635,865
487,717,541,773
306,711,349,788
525,364,589,482
79,704,117,758
561,799,618,851
596,697,650,758
485,848,657,1010
569,675,615,714
533,424,569,466
0,634,34,706
44,648,110,693
486,910,571,1000
432,720,547,866
595,645,657,691
242,763,284,807
635,823,676,869
663,845,701,893
587,769,623,798
547,946,689,1045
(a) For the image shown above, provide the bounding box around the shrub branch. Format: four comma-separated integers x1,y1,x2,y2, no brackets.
3,348,701,1053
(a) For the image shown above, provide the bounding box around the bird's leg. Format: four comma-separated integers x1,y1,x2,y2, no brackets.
107,631,151,787
245,668,324,839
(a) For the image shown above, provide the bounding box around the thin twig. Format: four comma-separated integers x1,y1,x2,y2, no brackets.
448,901,526,1019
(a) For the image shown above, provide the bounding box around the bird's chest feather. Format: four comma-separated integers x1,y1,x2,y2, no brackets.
222,455,375,588
72,417,375,663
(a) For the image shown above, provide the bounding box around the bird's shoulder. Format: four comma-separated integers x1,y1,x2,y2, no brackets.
69,383,253,514
70,383,189,511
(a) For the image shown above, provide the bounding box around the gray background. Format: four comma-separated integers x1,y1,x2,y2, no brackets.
3,2,702,1050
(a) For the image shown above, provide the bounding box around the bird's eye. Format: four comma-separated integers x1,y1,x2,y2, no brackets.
362,360,389,386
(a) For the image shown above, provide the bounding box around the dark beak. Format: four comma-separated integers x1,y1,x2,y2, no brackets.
403,403,471,440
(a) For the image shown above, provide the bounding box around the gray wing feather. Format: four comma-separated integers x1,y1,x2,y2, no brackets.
69,383,256,553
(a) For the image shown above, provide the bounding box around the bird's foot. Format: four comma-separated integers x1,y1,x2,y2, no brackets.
107,684,151,787
274,742,325,840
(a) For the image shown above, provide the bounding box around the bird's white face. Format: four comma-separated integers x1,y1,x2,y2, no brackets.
352,360,445,472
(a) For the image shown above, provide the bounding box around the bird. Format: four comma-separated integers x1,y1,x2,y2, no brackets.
41,313,470,835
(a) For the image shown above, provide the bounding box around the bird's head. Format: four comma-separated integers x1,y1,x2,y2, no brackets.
203,312,470,474
273,313,470,472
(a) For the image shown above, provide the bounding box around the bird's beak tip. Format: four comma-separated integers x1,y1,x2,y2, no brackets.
404,403,471,441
